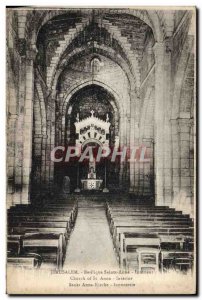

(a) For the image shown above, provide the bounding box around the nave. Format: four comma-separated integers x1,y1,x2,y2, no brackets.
63,198,118,269
7,194,194,274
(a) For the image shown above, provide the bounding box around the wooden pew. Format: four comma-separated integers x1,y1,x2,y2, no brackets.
8,219,71,231
109,218,193,236
106,202,194,273
7,234,22,256
112,226,194,253
120,233,161,270
8,232,65,270
9,226,69,241
160,250,194,272
7,199,78,269
22,233,64,269
8,205,77,225
8,212,75,227
8,220,70,252
119,231,193,268
107,214,189,226
7,254,42,269
106,203,174,211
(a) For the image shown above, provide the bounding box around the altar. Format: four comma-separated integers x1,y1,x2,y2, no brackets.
74,110,111,193
81,164,103,190
81,179,103,190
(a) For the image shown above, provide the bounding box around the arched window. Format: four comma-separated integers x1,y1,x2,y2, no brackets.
90,57,102,74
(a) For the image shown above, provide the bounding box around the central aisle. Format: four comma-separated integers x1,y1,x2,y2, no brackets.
63,199,118,269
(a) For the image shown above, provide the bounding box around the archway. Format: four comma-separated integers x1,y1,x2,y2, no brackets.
54,84,122,192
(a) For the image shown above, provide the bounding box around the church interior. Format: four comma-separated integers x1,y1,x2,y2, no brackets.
7,8,195,274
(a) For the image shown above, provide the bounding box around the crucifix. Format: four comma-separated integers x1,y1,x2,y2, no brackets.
90,110,95,117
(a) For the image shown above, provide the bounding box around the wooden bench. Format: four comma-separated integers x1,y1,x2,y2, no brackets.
106,202,194,273
8,232,65,270
136,247,160,273
109,218,192,235
7,199,78,270
9,226,69,242
120,233,161,270
8,219,71,231
112,226,194,253
160,250,194,272
110,221,192,237
21,233,64,269
108,215,190,227
8,206,78,220
7,253,42,269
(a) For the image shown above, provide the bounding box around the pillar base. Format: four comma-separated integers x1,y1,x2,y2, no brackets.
103,187,109,193
74,187,81,193
129,187,134,193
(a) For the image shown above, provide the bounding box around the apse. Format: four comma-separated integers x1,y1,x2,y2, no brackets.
54,84,120,192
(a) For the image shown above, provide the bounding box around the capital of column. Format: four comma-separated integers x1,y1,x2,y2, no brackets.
18,38,26,57
170,117,194,130
152,42,165,59
130,89,137,98
130,89,140,101
165,36,173,53
26,44,38,62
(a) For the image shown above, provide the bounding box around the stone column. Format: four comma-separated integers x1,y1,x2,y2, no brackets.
163,37,173,206
129,90,136,193
21,45,37,203
44,91,56,193
171,119,180,203
49,96,56,192
41,134,48,189
178,118,193,215
171,117,194,216
119,113,125,188
141,138,154,196
153,42,165,205
7,114,18,208
13,54,26,205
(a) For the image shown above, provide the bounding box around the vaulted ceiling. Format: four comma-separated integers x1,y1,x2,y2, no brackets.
36,10,154,90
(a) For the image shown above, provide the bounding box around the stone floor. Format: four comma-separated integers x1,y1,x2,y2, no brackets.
63,199,118,269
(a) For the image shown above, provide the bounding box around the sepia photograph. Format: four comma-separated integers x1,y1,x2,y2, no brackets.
6,6,197,295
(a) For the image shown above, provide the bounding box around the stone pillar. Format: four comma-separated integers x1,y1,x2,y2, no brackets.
13,55,26,205
171,119,180,203
49,97,56,191
119,113,125,188
21,46,37,203
44,91,56,193
125,113,130,187
171,117,194,215
7,114,18,208
133,96,141,195
153,42,165,205
141,138,154,196
178,118,193,215
41,134,48,189
129,90,136,193
66,117,71,146
45,119,51,187
163,38,173,206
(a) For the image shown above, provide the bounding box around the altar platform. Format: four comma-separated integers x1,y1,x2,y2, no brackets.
81,179,103,191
